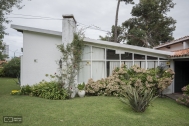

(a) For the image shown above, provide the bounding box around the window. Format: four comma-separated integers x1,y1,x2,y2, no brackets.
92,62,105,81
82,46,91,60
134,54,145,60
106,49,119,60
92,47,105,60
121,52,132,60
147,56,158,60
78,62,91,83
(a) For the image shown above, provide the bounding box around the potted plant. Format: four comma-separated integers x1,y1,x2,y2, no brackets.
77,82,85,97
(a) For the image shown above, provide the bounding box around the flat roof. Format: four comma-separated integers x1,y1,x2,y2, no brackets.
84,38,173,56
11,24,62,36
11,24,174,56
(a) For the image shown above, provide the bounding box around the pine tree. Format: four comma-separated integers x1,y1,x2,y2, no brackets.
122,0,176,47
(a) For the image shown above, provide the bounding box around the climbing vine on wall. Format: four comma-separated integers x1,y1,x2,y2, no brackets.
57,31,84,98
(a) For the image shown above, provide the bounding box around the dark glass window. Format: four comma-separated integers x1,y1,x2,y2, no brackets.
134,54,145,60
147,56,158,60
106,49,119,60
121,52,132,60
159,58,168,60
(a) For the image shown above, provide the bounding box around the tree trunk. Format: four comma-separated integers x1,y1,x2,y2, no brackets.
114,0,121,43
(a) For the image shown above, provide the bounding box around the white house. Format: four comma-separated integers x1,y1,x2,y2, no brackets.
11,14,188,94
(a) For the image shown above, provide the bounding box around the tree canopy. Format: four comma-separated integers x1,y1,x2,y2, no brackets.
99,25,123,43
122,0,176,47
0,0,24,60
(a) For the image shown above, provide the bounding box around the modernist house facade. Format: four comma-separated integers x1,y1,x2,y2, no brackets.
11,14,188,94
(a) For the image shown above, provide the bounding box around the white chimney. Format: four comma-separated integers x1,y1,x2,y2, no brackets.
62,14,77,45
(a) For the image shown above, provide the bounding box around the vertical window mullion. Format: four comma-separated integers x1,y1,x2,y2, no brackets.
119,54,121,68
145,55,147,70
91,46,92,78
105,48,107,77
132,53,134,65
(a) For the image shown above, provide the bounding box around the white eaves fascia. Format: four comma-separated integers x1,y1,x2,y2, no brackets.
11,24,62,36
84,38,174,56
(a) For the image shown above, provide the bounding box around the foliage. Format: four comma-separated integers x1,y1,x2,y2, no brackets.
56,31,84,98
20,85,32,95
120,85,158,112
122,0,176,47
1,57,20,77
0,67,4,76
30,81,69,100
77,82,85,90
1,78,189,125
99,25,123,43
20,81,69,100
0,0,24,60
85,64,174,96
176,84,189,107
181,85,189,95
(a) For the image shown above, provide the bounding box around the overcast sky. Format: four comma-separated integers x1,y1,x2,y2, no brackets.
3,0,189,58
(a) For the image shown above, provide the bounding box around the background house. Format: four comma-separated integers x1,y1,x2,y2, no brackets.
12,14,182,94
154,36,189,93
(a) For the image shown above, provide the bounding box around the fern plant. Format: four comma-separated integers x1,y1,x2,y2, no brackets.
120,85,158,112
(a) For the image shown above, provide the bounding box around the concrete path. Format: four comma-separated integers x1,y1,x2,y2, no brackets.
166,93,182,100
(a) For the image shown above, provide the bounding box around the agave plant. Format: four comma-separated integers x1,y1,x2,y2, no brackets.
120,85,158,112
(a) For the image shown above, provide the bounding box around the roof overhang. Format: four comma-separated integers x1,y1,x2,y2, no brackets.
154,36,189,49
84,38,173,56
11,24,62,36
11,24,174,57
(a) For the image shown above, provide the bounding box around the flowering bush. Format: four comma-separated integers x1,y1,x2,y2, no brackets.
11,90,20,95
181,85,189,95
85,64,174,96
176,84,189,107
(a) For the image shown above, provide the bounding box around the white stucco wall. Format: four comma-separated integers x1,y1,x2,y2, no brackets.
21,31,62,86
162,59,175,94
183,41,189,49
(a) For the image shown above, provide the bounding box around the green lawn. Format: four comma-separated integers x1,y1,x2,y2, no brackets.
0,78,189,126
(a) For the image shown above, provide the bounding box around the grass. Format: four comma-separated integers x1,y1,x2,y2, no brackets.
0,78,189,126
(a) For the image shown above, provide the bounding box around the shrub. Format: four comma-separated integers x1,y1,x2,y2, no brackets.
30,81,69,100
85,64,174,96
19,81,69,100
120,85,158,112
20,85,32,95
77,82,85,90
1,58,20,78
176,84,189,107
0,67,4,77
181,85,189,95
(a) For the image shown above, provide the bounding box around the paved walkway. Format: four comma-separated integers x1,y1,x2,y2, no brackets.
165,93,182,100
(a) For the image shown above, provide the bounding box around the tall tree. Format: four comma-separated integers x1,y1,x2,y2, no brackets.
114,0,134,43
0,0,24,60
122,0,176,47
99,25,123,42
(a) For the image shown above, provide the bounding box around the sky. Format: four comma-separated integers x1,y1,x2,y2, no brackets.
2,0,189,58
